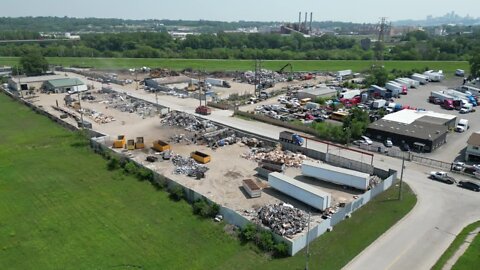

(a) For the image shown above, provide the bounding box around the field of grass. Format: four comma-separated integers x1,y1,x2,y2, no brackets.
0,56,469,74
451,223,480,270
0,92,416,269
432,220,480,270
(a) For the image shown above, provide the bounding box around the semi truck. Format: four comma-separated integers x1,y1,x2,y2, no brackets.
301,160,370,190
445,89,477,106
430,91,455,109
411,73,429,85
372,99,387,109
279,131,304,146
268,172,332,211
423,70,444,82
205,78,231,88
457,85,480,97
385,81,406,96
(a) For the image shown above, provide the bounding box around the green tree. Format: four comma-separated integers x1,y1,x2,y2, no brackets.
365,66,389,87
470,52,480,79
19,50,48,76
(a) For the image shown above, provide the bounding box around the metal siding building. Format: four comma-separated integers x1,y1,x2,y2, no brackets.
366,118,448,152
296,87,337,100
43,78,87,93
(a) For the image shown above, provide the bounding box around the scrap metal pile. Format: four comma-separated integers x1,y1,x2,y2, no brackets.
369,175,382,189
161,111,216,132
171,154,209,178
99,93,159,118
254,203,307,238
241,148,308,168
82,108,115,124
237,69,285,85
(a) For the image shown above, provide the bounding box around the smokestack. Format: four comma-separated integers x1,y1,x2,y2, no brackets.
310,12,313,33
305,12,308,32
298,12,302,30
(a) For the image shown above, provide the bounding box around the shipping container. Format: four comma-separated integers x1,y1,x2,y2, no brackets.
268,172,331,211
301,160,370,191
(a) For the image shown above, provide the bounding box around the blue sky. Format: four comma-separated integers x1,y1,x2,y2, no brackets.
1,0,478,23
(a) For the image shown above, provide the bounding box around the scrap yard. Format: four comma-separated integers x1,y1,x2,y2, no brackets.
5,68,391,250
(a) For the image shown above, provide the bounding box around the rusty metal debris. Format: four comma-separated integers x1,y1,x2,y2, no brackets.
254,203,307,238
171,154,209,178
241,148,308,168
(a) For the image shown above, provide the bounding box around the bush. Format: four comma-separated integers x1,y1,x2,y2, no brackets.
123,161,138,175
273,242,289,258
240,223,257,242
106,158,119,171
192,199,220,218
257,230,275,251
168,185,184,201
137,167,153,182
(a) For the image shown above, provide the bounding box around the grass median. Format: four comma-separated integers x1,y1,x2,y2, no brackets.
0,92,416,269
432,220,480,270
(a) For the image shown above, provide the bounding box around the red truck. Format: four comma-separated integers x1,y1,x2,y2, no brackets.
195,106,212,115
441,100,454,110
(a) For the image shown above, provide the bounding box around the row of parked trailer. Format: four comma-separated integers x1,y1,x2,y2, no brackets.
430,85,480,112
268,160,371,211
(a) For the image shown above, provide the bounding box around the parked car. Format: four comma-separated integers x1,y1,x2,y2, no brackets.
452,161,465,171
430,171,456,184
400,142,410,152
384,138,393,148
361,136,373,145
458,180,480,192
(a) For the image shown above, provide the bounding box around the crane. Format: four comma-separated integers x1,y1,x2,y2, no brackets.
278,63,294,81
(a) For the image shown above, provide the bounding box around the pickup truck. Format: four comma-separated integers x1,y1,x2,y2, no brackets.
430,171,456,184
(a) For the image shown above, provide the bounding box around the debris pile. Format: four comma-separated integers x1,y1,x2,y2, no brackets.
369,175,382,189
254,203,307,237
242,149,307,168
83,108,116,124
98,93,160,118
171,154,209,178
237,69,285,86
162,111,216,131
240,137,263,148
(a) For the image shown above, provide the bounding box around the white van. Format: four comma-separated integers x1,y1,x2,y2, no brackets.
456,119,469,132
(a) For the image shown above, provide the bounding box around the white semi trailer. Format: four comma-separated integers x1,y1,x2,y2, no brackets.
301,160,370,191
268,172,331,211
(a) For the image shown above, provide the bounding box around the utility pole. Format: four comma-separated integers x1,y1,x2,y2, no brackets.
399,152,406,200
254,59,262,98
304,210,311,270
77,89,84,130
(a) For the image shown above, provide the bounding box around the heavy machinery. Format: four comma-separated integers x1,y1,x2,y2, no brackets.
195,105,212,115
113,135,126,148
277,63,293,81
135,137,145,149
279,131,304,146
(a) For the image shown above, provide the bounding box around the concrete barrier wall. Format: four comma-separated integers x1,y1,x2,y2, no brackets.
290,170,397,255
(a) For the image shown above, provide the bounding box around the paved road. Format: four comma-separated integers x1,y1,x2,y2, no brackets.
73,73,480,269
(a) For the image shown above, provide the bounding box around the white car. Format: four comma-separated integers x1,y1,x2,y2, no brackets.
361,136,373,145
384,139,393,147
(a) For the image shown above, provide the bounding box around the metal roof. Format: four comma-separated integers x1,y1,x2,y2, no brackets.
302,160,370,178
45,78,84,88
467,132,480,147
381,109,456,125
10,74,65,84
299,87,337,96
368,119,448,141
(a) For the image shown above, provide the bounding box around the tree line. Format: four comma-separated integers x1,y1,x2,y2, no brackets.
0,29,479,61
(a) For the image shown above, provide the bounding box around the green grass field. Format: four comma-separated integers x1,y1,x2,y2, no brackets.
0,92,416,269
432,221,480,270
452,223,480,270
0,56,469,74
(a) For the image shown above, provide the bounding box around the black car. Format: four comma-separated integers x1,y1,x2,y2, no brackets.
458,181,480,192
400,143,410,152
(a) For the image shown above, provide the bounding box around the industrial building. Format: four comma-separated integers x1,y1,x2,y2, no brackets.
296,86,337,100
8,74,65,91
465,132,480,162
42,78,87,93
366,110,456,152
